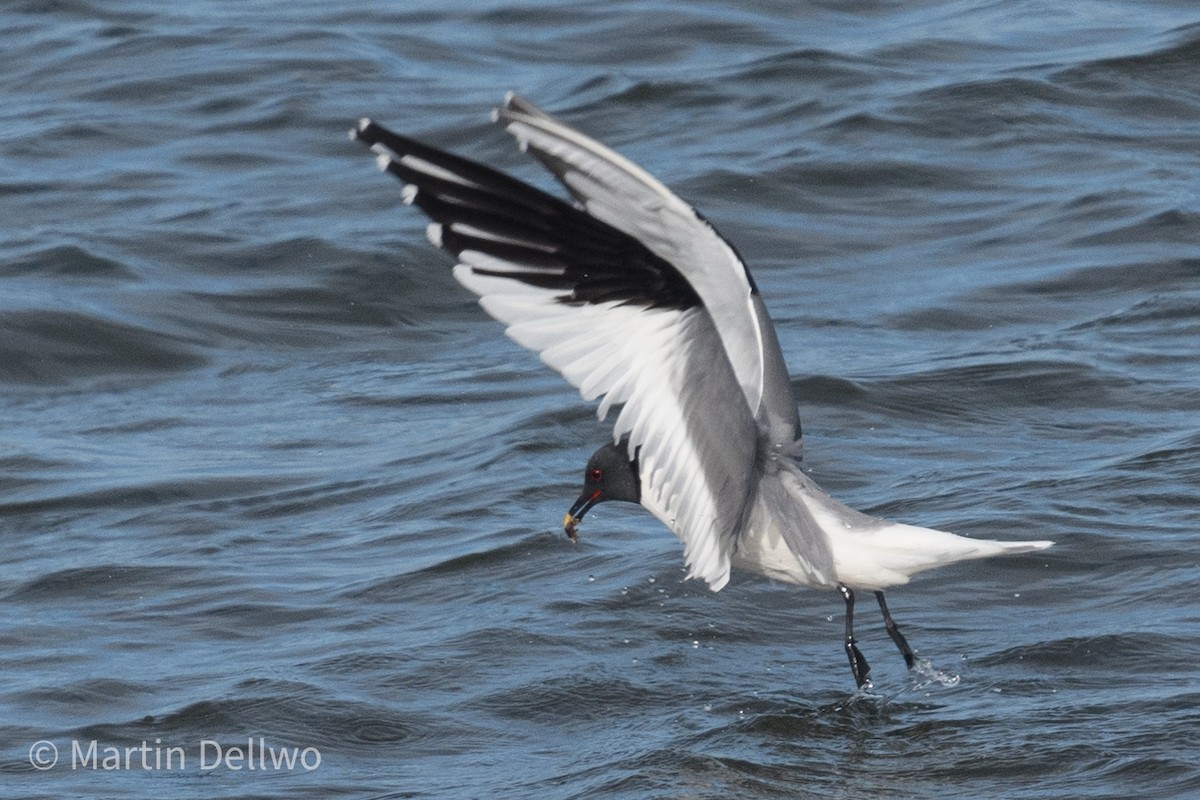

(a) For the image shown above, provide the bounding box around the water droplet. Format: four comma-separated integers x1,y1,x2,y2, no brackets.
691,640,700,649
587,575,596,583
647,577,656,584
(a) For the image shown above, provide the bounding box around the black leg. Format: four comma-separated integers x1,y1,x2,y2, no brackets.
875,591,915,670
839,584,871,688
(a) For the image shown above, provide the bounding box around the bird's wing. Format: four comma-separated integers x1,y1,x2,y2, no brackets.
353,116,759,589
494,94,800,447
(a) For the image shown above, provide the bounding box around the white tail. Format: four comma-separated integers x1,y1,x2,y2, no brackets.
829,520,1052,591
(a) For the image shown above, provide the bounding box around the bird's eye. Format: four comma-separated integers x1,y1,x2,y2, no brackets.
588,468,603,483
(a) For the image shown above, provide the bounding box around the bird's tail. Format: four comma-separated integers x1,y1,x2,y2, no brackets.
833,522,1053,591
783,463,1052,591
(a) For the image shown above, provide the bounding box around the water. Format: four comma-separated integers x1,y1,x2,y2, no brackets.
3,1,1200,797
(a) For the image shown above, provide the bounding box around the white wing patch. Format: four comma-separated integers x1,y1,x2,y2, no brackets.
454,261,757,590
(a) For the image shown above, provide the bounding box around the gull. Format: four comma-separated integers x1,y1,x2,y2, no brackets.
351,94,1052,689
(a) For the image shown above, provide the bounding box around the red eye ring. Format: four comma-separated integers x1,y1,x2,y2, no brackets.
588,468,603,483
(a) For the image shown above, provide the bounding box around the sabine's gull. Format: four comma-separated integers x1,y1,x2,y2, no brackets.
351,94,1053,689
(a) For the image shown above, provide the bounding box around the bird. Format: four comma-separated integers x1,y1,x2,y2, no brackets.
350,94,1053,690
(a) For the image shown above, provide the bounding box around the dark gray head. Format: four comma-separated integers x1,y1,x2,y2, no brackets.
562,442,641,541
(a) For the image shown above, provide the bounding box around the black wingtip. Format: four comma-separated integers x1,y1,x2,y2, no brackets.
351,108,703,313
349,117,371,142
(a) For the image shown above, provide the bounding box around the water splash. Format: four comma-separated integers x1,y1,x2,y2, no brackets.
833,656,962,711
907,656,961,690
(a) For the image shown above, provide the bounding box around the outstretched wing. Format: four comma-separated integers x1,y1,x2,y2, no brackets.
494,94,800,447
352,114,758,589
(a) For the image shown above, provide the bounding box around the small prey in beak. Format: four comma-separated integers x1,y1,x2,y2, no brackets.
562,442,641,542
563,491,602,542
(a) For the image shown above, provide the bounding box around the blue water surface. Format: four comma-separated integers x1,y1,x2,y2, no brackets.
2,1,1199,798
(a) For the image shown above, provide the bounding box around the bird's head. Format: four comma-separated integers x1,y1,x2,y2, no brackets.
563,442,640,541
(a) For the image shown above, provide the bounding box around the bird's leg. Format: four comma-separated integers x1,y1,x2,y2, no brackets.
839,584,871,689
875,591,915,670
